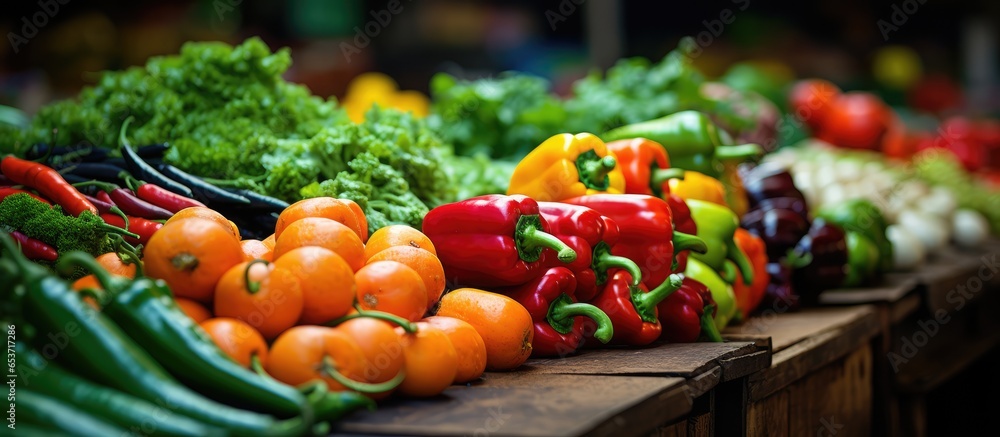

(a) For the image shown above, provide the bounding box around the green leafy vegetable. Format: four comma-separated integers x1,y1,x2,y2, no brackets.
427,72,567,160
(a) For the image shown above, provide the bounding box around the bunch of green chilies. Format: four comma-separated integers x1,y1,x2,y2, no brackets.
0,232,372,436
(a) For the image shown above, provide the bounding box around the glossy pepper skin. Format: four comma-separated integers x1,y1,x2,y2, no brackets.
657,277,725,343
601,111,762,178
740,206,811,262
606,138,685,197
582,270,684,346
815,199,893,273
423,194,577,287
684,258,737,330
507,133,626,201
668,171,728,206
665,194,698,274
497,267,614,357
732,229,770,320
741,162,807,210
0,235,311,437
686,199,755,285
562,194,707,290
537,202,642,301
787,219,848,304
842,231,879,287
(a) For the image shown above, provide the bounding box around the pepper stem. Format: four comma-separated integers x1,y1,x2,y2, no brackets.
243,259,270,294
328,309,418,334
96,222,141,240
576,150,616,190
726,239,755,284
699,305,725,342
546,293,614,344
250,353,267,376
715,144,762,161
321,356,405,394
649,168,686,189
673,231,708,255
591,242,641,286
71,180,118,193
515,215,576,263
632,274,684,323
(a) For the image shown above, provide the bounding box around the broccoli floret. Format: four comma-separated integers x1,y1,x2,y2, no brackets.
0,194,115,261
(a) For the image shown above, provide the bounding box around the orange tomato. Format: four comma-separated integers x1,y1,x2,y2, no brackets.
240,239,273,262
273,246,356,325
200,317,269,369
266,326,372,393
70,275,102,309
213,260,304,340
395,322,457,397
275,197,368,243
94,252,137,278
337,316,405,400
422,316,487,383
272,217,365,271
435,288,534,371
167,207,241,241
366,246,445,310
355,261,427,322
364,225,437,259
175,298,212,323
143,218,245,303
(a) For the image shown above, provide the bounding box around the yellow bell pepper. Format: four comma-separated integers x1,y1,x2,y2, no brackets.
507,133,626,201
342,72,429,122
668,171,727,206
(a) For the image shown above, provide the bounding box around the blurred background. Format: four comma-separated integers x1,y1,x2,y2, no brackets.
1,0,998,117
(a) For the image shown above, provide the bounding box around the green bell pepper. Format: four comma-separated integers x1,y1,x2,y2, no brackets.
842,232,879,287
686,199,755,285
816,199,893,273
600,110,762,178
684,258,736,330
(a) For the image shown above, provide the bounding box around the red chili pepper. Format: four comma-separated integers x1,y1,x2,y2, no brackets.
582,270,682,346
122,173,205,213
75,181,173,221
8,230,58,262
666,194,697,273
562,194,705,290
607,138,685,197
495,267,614,357
657,277,724,343
100,213,162,246
422,194,577,287
0,187,51,205
537,202,642,302
0,155,96,217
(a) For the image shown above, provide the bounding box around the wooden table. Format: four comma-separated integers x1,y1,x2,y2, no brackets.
723,305,881,436
333,340,770,437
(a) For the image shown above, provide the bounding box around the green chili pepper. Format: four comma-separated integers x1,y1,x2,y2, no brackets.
0,233,310,437
685,199,755,285
14,342,227,437
17,391,129,436
600,110,762,177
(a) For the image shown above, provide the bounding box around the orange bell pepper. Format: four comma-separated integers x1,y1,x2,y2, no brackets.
732,228,769,320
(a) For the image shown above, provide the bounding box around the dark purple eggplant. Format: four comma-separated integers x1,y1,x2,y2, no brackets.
742,162,806,209
741,207,811,261
788,219,848,303
760,262,800,312
748,197,810,222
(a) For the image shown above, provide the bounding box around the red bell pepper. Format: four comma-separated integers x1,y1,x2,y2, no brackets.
562,194,706,290
657,277,724,343
607,138,685,197
422,194,577,287
497,267,614,357
665,193,698,273
537,202,642,302
582,270,683,346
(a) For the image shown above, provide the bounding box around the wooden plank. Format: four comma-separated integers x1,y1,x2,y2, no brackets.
724,305,877,353
742,306,880,401
819,273,918,305
522,341,763,380
684,367,721,399
747,390,788,437
332,373,691,437
913,248,983,313
787,346,872,437
720,349,771,381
